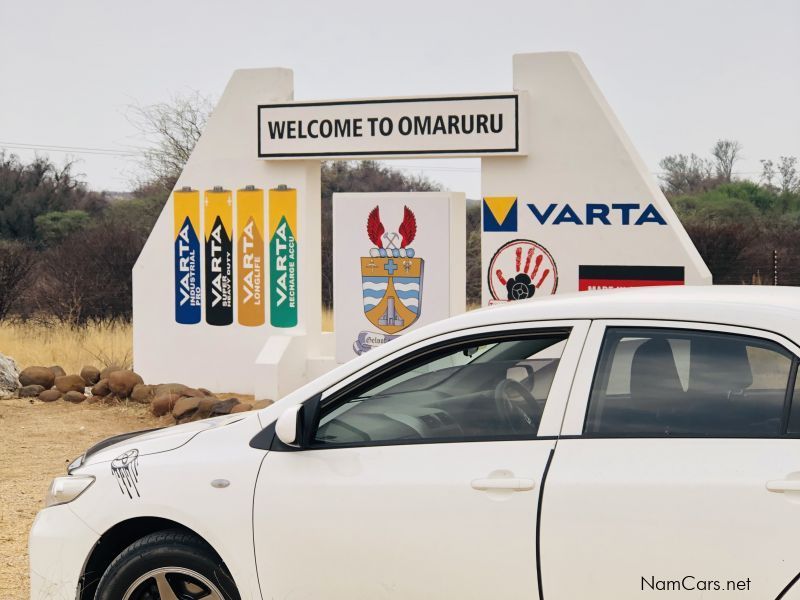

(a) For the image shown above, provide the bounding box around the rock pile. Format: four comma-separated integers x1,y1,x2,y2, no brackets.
7,362,271,424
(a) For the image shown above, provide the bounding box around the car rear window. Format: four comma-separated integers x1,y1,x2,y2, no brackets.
585,327,796,437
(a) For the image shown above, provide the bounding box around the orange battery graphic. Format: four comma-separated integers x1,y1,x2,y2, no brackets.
204,187,234,326
236,186,265,326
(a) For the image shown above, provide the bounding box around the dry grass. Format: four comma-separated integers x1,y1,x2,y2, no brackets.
1,313,331,374
0,321,132,373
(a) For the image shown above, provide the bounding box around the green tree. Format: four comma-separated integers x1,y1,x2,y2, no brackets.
0,152,106,242
34,210,91,245
103,194,164,236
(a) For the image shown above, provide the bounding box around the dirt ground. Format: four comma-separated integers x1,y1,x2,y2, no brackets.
0,398,164,600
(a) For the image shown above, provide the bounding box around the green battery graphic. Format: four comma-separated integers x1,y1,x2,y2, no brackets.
268,186,298,328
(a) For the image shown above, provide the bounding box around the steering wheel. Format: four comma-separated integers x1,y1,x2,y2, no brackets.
493,379,541,435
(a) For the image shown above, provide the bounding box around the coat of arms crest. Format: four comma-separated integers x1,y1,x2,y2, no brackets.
354,205,424,353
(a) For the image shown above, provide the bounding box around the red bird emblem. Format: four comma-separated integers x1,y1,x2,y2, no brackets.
398,206,417,248
367,206,385,248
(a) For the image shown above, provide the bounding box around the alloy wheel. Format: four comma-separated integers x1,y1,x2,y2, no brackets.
122,566,225,600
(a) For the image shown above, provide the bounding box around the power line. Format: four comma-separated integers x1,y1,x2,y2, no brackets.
0,141,139,158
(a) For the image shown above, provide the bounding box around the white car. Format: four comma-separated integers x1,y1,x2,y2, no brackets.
30,286,800,599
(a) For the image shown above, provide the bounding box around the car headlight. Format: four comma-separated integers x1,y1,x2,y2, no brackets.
45,475,95,508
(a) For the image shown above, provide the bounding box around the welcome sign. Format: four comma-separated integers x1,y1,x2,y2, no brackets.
258,94,523,158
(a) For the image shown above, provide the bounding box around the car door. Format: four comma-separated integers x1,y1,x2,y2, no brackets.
253,320,589,600
542,319,800,599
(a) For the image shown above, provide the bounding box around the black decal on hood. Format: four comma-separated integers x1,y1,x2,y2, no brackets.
111,449,140,498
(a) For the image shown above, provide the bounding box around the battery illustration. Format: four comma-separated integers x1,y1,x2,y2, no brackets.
236,186,265,326
204,187,234,326
268,186,298,328
173,187,202,324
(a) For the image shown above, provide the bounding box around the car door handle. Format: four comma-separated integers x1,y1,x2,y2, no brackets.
766,479,800,492
471,477,536,491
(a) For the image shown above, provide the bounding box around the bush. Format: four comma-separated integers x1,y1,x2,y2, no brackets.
0,240,36,321
29,222,146,324
0,152,106,242
35,210,91,245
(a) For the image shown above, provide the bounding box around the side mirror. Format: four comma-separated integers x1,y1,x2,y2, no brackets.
275,404,304,447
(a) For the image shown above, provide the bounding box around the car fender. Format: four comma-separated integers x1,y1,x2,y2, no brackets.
69,414,267,599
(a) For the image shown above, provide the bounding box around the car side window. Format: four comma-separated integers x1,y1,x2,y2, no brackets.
313,331,570,447
585,327,796,437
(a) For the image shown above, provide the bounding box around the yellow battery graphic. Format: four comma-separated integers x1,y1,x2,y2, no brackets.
236,186,265,326
204,187,234,326
173,188,201,324
268,187,298,328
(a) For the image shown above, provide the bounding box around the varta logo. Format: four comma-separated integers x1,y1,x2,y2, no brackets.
240,219,261,306
177,223,194,306
273,219,296,308
210,222,224,307
526,203,667,226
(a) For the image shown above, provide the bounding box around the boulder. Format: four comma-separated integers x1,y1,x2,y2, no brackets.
86,395,100,404
151,392,181,417
64,390,86,403
18,384,45,398
131,384,155,404
230,403,253,414
172,397,200,419
211,398,241,415
55,374,86,394
198,388,214,396
79,366,101,385
154,383,197,398
190,397,219,420
38,389,62,402
49,365,66,378
19,366,53,389
0,353,19,398
101,395,120,405
108,370,143,398
253,399,273,410
91,379,110,396
99,365,124,380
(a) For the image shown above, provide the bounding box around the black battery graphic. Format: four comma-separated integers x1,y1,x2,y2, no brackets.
204,187,234,326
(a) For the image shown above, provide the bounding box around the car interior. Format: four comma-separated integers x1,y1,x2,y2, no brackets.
585,329,795,436
313,334,568,445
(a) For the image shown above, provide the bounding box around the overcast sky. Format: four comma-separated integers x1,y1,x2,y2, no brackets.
1,0,797,197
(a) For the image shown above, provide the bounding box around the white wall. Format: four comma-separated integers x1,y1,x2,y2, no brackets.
133,68,322,394
481,53,711,304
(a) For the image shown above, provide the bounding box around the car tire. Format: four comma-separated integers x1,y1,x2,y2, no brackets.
95,529,240,600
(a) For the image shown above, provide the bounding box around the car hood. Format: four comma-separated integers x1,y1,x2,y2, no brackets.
76,412,256,469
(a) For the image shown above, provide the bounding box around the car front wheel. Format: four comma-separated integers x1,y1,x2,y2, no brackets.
96,529,240,600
